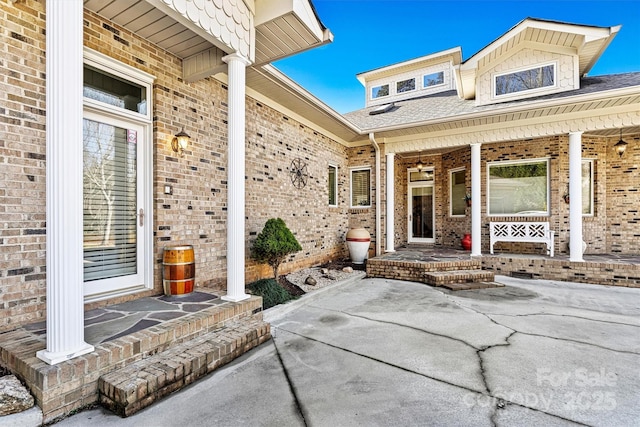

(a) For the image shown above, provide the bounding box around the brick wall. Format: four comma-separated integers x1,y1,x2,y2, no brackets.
0,0,47,331
0,4,351,331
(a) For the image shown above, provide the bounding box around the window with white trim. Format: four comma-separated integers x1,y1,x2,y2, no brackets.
371,84,389,99
488,159,549,216
328,164,338,206
423,71,444,88
350,167,371,208
450,168,466,216
495,64,555,97
397,78,415,93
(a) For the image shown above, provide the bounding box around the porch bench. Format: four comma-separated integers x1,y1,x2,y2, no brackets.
489,221,555,257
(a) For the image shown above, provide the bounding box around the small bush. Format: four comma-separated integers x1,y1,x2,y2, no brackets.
248,278,297,309
251,218,302,280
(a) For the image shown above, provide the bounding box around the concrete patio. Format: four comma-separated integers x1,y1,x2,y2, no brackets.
52,274,640,426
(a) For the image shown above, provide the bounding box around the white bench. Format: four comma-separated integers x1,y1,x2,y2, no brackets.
489,222,555,257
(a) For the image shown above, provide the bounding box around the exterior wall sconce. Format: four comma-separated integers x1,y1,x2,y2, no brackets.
614,129,627,158
172,128,191,157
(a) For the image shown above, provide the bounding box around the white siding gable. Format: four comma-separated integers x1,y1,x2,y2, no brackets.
476,48,577,106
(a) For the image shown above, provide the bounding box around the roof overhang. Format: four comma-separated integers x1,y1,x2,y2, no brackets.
360,86,640,152
84,0,332,82
456,18,621,99
243,65,360,144
254,0,334,66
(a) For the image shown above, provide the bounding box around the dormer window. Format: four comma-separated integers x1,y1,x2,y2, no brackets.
397,78,415,93
495,63,555,97
371,84,389,99
423,71,444,88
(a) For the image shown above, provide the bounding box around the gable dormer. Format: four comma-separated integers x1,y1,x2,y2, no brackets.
357,47,462,108
457,18,620,105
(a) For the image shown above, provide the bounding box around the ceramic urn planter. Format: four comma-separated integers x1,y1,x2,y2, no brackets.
346,228,371,264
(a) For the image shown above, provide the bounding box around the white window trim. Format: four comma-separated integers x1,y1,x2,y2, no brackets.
422,71,446,89
350,166,371,208
370,84,390,100
487,157,550,217
84,47,155,123
328,163,338,207
449,167,466,217
83,48,155,301
582,159,594,217
492,61,557,100
396,77,416,94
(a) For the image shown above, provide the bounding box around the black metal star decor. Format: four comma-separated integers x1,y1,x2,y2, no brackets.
290,158,308,188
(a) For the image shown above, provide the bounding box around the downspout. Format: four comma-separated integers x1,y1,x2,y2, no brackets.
369,133,381,257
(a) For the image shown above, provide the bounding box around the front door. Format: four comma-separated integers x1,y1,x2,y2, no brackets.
408,168,435,243
82,112,147,298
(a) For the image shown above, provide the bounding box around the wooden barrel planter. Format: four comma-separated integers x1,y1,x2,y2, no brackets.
163,245,195,296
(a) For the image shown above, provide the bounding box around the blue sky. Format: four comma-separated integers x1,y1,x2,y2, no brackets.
274,0,640,114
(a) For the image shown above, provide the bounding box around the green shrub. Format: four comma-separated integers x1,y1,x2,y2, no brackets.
248,279,296,309
251,218,302,280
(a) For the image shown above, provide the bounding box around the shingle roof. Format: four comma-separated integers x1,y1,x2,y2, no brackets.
343,72,640,131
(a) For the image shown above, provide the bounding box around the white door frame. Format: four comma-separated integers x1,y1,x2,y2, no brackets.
407,167,435,243
82,110,153,301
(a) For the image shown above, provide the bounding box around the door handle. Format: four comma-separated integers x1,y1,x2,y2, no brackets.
138,208,144,226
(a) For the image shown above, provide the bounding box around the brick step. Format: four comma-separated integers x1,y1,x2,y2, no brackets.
424,269,495,286
98,317,271,417
440,282,505,291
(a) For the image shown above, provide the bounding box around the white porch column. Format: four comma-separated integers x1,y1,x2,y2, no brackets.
385,153,395,252
37,0,94,365
222,53,251,302
470,143,482,257
569,132,584,262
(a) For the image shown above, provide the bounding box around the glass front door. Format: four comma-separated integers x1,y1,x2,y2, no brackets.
83,112,146,297
409,186,434,242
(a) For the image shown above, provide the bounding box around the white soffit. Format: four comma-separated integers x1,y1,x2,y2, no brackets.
254,0,333,65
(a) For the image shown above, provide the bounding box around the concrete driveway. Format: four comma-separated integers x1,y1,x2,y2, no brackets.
55,276,640,426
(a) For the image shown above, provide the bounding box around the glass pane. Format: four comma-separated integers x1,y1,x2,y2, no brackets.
351,169,370,207
489,161,548,215
582,161,592,215
451,170,466,216
84,65,147,114
83,119,137,281
328,166,337,205
371,84,389,99
410,170,434,182
495,64,554,96
423,72,444,87
412,187,433,239
397,78,415,93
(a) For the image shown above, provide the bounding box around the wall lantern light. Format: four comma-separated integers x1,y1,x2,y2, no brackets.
172,128,191,157
614,129,627,158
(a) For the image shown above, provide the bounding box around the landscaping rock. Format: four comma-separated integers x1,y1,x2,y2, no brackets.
342,266,354,273
0,375,34,416
305,276,317,286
